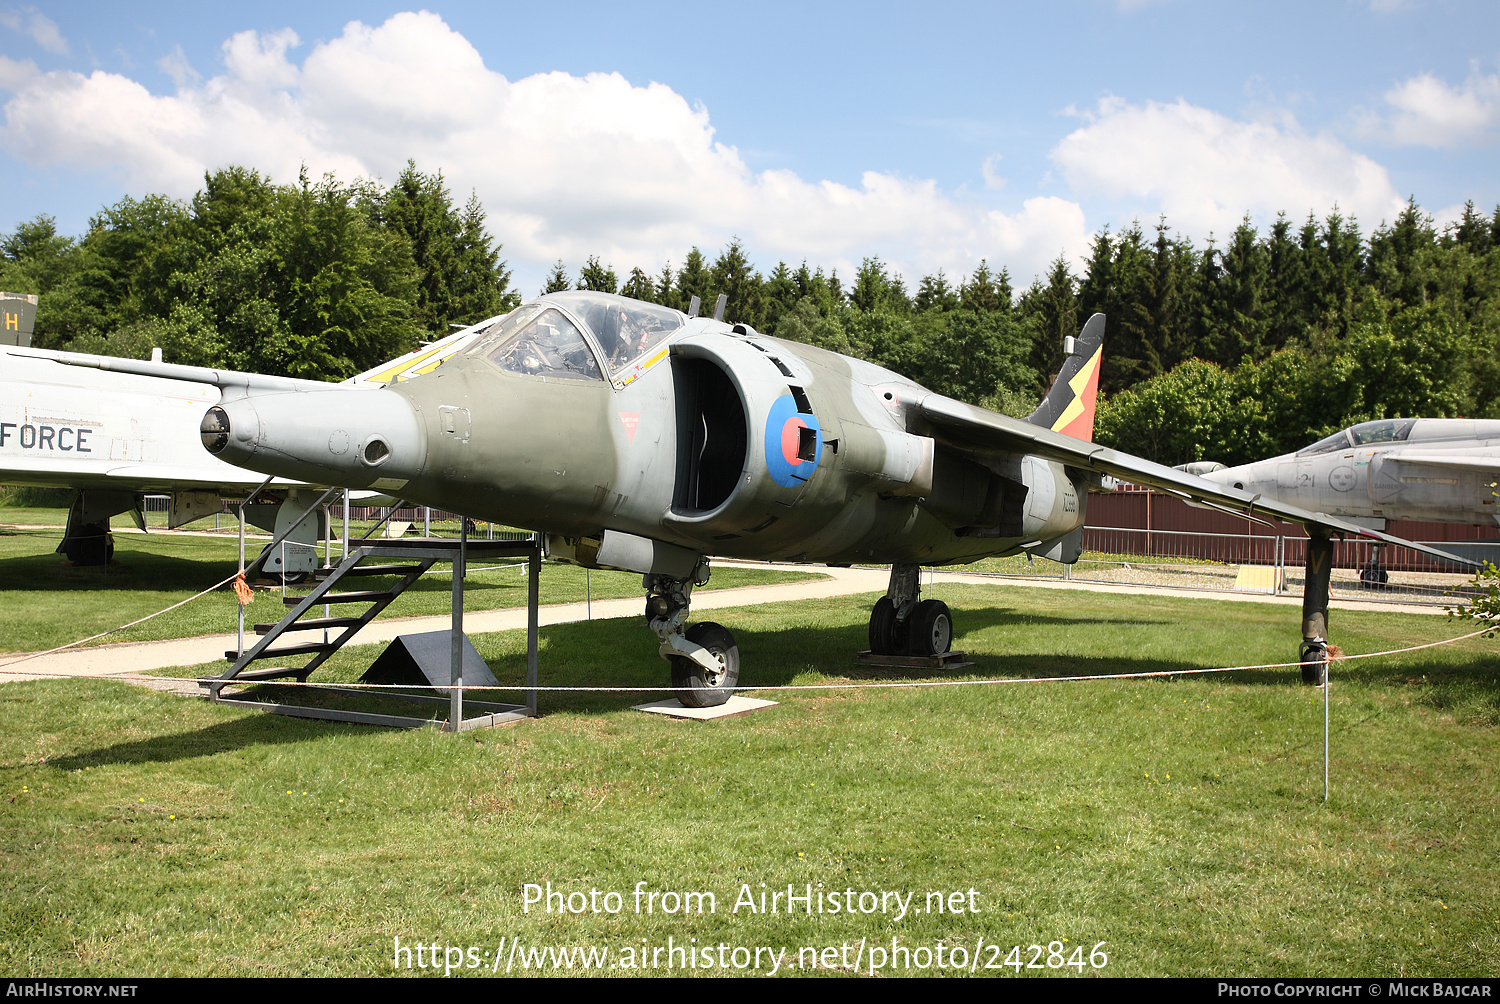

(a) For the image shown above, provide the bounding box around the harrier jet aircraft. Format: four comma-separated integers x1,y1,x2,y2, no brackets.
0,320,491,572
58,291,1472,701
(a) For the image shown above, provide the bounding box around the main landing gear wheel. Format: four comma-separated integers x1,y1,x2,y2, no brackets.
1359,561,1389,589
58,521,113,566
670,622,740,708
1299,642,1328,686
907,599,953,657
868,597,905,656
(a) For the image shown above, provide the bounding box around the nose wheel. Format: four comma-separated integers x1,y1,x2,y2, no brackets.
669,622,740,708
646,563,740,708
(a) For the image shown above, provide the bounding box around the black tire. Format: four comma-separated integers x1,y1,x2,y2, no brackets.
59,521,113,566
1299,643,1327,685
868,597,903,655
670,622,740,708
907,599,953,656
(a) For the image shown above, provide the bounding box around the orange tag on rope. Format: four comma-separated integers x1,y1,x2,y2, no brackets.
232,570,254,606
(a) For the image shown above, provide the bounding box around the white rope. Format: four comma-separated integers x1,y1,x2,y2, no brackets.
0,568,245,671
3,626,1488,690
0,558,526,672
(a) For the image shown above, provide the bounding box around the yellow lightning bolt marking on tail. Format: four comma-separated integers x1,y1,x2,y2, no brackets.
1051,345,1103,433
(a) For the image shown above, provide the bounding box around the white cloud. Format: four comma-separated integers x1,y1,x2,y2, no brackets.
156,45,199,90
1051,96,1406,237
980,154,1005,190
0,10,1088,288
222,28,300,90
0,7,68,55
1366,69,1500,147
0,54,35,91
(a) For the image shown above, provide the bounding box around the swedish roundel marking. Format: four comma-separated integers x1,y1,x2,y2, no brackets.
764,394,822,488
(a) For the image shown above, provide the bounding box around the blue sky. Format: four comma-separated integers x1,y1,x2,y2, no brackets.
3,1,1498,294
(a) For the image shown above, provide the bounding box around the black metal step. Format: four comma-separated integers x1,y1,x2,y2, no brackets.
315,563,423,579
226,640,338,662
201,665,306,686
284,589,391,606
254,616,365,635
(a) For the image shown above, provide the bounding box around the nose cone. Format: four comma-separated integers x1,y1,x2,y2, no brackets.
202,388,424,489
1202,459,1275,494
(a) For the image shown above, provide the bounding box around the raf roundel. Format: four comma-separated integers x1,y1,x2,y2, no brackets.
763,393,822,488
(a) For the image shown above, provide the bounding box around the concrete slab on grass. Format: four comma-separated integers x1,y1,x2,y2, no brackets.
633,696,778,720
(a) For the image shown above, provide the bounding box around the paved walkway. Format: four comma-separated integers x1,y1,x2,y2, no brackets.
0,559,1451,688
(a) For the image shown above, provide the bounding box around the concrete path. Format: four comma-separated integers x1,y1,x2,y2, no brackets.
0,561,1450,686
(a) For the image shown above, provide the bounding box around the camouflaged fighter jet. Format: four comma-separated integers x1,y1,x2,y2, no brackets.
57,291,1475,701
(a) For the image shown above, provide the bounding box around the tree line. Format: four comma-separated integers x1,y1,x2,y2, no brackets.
0,163,518,379
3,165,1496,465
557,200,1500,466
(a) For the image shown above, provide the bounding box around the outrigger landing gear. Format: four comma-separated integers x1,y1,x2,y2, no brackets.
645,561,739,708
868,563,953,658
1359,543,1389,589
1300,532,1334,685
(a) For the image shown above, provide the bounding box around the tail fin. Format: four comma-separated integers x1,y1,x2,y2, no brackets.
1026,312,1104,442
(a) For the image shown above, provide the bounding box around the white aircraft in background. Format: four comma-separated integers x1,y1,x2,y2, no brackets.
1199,418,1500,528
0,317,498,572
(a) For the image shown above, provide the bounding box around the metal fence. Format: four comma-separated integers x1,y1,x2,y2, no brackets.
966,526,1485,607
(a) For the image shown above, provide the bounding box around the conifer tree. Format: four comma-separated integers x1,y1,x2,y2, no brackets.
914,270,959,313
674,248,710,312
620,266,655,301
542,260,571,294
577,255,618,293
960,261,1006,313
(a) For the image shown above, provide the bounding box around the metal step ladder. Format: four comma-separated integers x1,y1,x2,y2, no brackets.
211,549,434,695
204,535,542,730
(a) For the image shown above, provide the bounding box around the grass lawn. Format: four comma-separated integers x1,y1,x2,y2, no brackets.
1,579,1496,977
0,524,820,653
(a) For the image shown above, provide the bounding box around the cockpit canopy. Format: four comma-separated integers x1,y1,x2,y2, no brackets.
463,292,686,381
1296,419,1416,457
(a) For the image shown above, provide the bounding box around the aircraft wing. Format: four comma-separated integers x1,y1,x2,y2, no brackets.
41,349,355,395
1382,451,1500,474
916,393,1481,567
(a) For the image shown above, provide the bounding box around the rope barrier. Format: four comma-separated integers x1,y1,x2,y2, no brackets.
0,554,527,673
1,625,1488,690
0,568,245,671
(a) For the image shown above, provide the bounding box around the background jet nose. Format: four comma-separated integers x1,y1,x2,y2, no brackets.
200,406,230,454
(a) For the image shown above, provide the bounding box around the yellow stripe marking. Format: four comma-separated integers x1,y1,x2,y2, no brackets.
1051,346,1102,433
364,342,449,385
